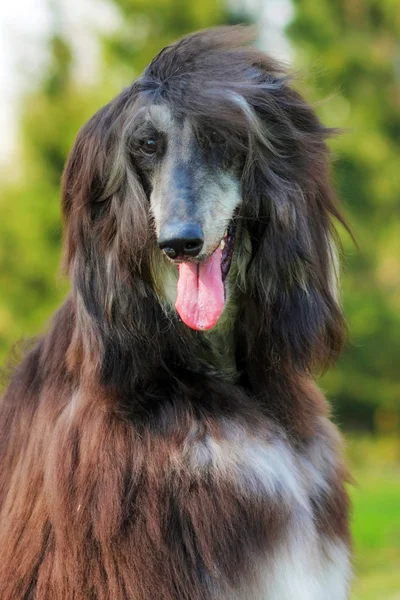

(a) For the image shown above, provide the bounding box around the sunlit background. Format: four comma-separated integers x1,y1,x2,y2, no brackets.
0,1,399,597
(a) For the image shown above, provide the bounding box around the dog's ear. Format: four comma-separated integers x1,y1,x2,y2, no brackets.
241,84,348,375
61,89,148,273
60,92,166,383
62,101,119,267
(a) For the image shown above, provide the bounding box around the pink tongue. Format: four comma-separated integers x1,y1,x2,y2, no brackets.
175,248,225,331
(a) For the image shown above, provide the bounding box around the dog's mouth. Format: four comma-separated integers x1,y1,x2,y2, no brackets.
220,223,236,282
175,224,236,331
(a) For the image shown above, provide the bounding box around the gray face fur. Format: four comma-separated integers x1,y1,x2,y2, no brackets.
132,105,242,259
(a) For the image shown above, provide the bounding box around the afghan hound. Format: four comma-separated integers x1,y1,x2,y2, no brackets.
0,27,352,600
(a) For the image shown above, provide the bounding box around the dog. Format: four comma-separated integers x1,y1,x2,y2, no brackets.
0,27,351,599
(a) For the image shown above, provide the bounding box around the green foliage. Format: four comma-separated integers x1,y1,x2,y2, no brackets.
287,0,400,430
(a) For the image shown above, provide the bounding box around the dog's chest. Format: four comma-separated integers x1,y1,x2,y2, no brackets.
137,419,350,600
177,420,306,506
150,419,311,558
139,421,295,595
148,420,348,600
146,416,306,523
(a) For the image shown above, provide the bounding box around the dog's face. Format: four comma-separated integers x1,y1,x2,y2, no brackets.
62,27,347,374
130,104,243,330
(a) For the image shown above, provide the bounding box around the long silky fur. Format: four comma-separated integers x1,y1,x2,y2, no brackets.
0,27,351,600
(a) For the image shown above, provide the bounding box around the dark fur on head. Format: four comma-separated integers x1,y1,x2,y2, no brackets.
62,26,347,394
0,27,351,600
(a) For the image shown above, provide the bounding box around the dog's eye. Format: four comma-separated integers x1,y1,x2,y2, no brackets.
139,138,158,155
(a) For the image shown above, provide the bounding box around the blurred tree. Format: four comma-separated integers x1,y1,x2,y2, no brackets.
287,0,400,430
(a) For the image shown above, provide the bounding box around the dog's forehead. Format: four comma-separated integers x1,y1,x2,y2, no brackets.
144,104,192,136
146,103,175,132
145,104,195,161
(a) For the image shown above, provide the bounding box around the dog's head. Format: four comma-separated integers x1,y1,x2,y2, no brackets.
62,27,348,376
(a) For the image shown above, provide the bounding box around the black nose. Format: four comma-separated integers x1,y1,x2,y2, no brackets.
158,223,204,259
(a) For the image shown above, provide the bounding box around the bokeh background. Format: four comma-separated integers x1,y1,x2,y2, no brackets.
0,0,399,597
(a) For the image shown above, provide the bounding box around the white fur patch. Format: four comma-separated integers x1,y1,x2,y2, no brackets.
246,536,351,600
318,539,352,600
184,422,309,510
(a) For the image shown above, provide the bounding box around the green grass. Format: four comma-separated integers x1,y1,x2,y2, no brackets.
346,435,400,599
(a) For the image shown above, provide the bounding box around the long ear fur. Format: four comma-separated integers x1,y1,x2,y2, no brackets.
61,84,149,272
61,86,175,389
238,80,348,376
